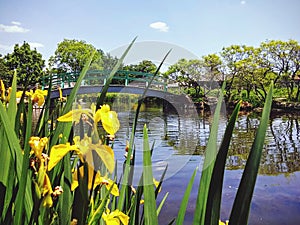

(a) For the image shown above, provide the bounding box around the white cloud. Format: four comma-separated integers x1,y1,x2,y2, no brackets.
11,21,21,26
0,21,29,33
240,1,246,5
149,21,169,32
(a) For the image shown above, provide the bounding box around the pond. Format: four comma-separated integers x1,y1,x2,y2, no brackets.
110,103,300,225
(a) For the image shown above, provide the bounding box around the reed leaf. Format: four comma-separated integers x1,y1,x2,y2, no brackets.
96,37,137,109
143,124,158,225
229,84,273,225
157,192,169,216
176,167,198,225
14,101,33,225
204,101,241,225
193,82,225,225
118,49,171,211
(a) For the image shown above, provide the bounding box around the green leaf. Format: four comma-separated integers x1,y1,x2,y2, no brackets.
118,49,171,211
176,168,197,225
88,175,116,225
157,192,169,216
0,102,33,224
14,101,33,225
193,82,225,225
96,37,137,109
58,157,73,225
205,101,241,225
7,70,17,127
229,84,273,225
143,124,158,225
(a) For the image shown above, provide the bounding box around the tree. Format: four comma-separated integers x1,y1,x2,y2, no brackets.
101,52,121,70
201,54,223,82
49,39,103,73
2,42,45,88
259,40,300,100
123,60,157,74
0,54,9,85
165,58,204,100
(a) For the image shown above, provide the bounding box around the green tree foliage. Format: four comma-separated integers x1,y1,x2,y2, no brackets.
101,52,121,70
49,39,103,73
165,58,204,100
1,42,45,88
166,40,300,104
259,40,300,100
123,60,157,74
0,54,9,84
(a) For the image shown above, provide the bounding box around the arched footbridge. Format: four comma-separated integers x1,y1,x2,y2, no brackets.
42,70,195,113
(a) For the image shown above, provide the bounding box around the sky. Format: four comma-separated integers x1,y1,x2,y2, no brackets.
0,0,300,66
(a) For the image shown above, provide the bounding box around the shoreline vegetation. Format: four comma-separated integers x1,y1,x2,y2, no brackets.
100,92,300,114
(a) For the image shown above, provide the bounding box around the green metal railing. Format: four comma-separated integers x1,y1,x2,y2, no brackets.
41,70,168,91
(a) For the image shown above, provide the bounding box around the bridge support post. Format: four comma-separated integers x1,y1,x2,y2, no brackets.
125,72,128,86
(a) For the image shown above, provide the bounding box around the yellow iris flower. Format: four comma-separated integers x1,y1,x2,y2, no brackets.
29,136,48,159
57,104,120,135
71,164,119,196
0,80,5,100
48,135,115,173
219,220,229,225
29,136,54,207
102,209,129,225
26,89,48,106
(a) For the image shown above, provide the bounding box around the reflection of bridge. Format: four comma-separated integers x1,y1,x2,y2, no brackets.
42,70,195,113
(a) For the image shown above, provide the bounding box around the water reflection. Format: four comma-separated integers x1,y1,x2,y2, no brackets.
113,105,300,176
226,112,300,175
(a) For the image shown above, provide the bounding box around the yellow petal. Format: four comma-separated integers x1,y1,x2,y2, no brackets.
16,91,23,98
43,193,53,207
100,104,110,113
25,90,33,96
101,111,120,135
103,217,119,225
0,80,5,100
42,174,53,207
71,165,102,191
57,109,91,123
102,209,129,225
110,210,129,225
93,144,115,173
43,173,53,196
48,143,79,171
100,177,119,196
29,136,48,159
94,109,102,124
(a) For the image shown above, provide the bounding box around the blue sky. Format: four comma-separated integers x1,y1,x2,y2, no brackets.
0,0,300,65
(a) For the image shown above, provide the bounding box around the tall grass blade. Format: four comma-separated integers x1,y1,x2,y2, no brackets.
176,168,198,225
229,84,273,225
117,47,171,211
14,101,33,225
142,124,158,225
58,157,73,225
0,102,33,223
205,101,241,225
96,37,137,109
193,82,225,225
157,192,169,216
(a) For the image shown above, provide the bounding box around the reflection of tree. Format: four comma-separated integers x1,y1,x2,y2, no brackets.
225,113,300,175
265,114,300,174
